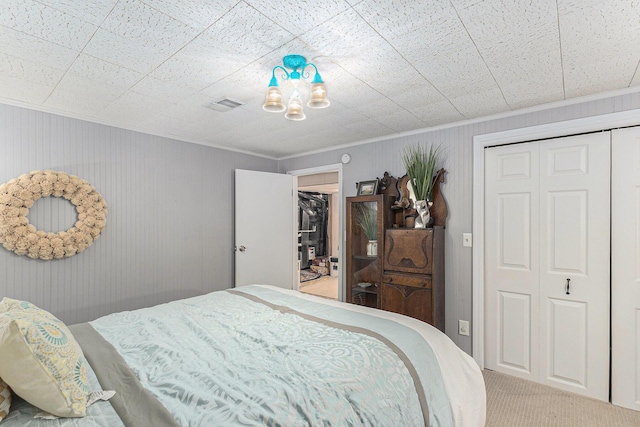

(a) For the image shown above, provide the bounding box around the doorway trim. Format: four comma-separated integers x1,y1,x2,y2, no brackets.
472,108,640,369
287,163,344,301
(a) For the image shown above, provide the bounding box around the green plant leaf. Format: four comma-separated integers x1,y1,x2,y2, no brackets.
402,143,441,201
353,203,377,240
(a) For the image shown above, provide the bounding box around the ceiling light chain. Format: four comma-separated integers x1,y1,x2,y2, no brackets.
262,54,330,121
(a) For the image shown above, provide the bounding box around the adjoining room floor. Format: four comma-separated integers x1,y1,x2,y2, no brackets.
299,275,338,300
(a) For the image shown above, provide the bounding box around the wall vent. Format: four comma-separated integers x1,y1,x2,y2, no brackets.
203,97,245,112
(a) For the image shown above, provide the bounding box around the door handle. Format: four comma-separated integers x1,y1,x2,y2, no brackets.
238,245,246,252
565,278,571,295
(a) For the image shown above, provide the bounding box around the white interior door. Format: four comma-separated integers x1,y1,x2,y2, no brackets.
485,132,610,401
235,169,296,289
612,126,640,410
485,142,541,380
537,133,610,400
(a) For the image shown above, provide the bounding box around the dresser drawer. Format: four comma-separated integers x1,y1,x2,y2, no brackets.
380,281,434,325
382,272,432,289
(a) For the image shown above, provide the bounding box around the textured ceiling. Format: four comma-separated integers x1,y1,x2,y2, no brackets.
1,0,639,159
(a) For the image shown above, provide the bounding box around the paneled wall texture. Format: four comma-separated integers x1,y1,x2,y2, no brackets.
279,91,640,354
3,91,640,355
0,104,277,324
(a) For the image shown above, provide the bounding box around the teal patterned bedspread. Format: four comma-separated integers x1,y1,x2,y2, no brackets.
90,285,454,426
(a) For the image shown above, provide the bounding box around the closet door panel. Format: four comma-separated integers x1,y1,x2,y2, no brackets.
499,193,531,269
547,298,587,386
485,142,540,381
539,133,610,401
498,291,531,372
547,190,587,273
612,126,640,411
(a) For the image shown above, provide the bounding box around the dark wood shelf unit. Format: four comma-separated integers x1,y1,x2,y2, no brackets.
345,194,394,309
346,171,447,328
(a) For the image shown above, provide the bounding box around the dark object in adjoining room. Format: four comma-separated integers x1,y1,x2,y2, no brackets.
298,191,329,269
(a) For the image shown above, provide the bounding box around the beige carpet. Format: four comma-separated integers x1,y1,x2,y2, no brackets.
299,275,338,299
484,369,640,426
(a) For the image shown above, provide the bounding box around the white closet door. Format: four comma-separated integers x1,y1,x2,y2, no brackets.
485,133,610,401
538,133,610,400
485,142,541,380
612,126,640,411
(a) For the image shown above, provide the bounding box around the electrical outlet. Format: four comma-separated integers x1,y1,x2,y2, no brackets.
462,233,472,247
458,320,470,336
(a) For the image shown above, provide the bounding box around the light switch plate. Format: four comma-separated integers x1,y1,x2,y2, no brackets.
463,233,472,247
459,320,470,336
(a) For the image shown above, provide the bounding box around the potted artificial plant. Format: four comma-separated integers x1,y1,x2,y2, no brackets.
354,203,378,256
402,143,441,228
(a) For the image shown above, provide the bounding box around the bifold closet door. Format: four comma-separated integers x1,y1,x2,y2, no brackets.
485,141,541,382
485,132,610,401
611,126,640,411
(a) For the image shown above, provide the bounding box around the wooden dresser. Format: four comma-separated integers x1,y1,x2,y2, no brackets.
381,226,445,331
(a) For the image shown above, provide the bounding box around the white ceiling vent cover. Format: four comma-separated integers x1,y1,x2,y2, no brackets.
203,97,246,112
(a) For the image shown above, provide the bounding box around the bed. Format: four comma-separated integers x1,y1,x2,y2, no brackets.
0,285,486,426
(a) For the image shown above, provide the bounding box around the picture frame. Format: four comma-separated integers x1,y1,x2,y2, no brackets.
357,179,378,196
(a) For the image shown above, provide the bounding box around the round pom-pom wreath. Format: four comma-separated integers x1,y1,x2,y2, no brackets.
0,170,107,260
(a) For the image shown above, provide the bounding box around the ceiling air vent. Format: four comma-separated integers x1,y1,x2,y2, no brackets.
203,97,246,112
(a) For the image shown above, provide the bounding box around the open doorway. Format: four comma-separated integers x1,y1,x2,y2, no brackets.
294,170,340,300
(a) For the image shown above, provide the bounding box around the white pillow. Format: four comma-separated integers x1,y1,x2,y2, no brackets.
0,298,88,417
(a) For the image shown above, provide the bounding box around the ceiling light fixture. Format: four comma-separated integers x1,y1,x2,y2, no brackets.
262,54,330,121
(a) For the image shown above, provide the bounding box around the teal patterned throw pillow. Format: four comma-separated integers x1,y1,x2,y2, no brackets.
0,297,89,417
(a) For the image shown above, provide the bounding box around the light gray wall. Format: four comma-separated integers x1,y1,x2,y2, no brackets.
278,91,640,355
4,92,640,354
0,103,277,324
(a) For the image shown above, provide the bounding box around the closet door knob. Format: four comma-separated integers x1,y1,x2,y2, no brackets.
239,245,246,252
565,278,571,295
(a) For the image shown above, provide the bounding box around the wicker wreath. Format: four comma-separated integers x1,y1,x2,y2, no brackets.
0,170,107,260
